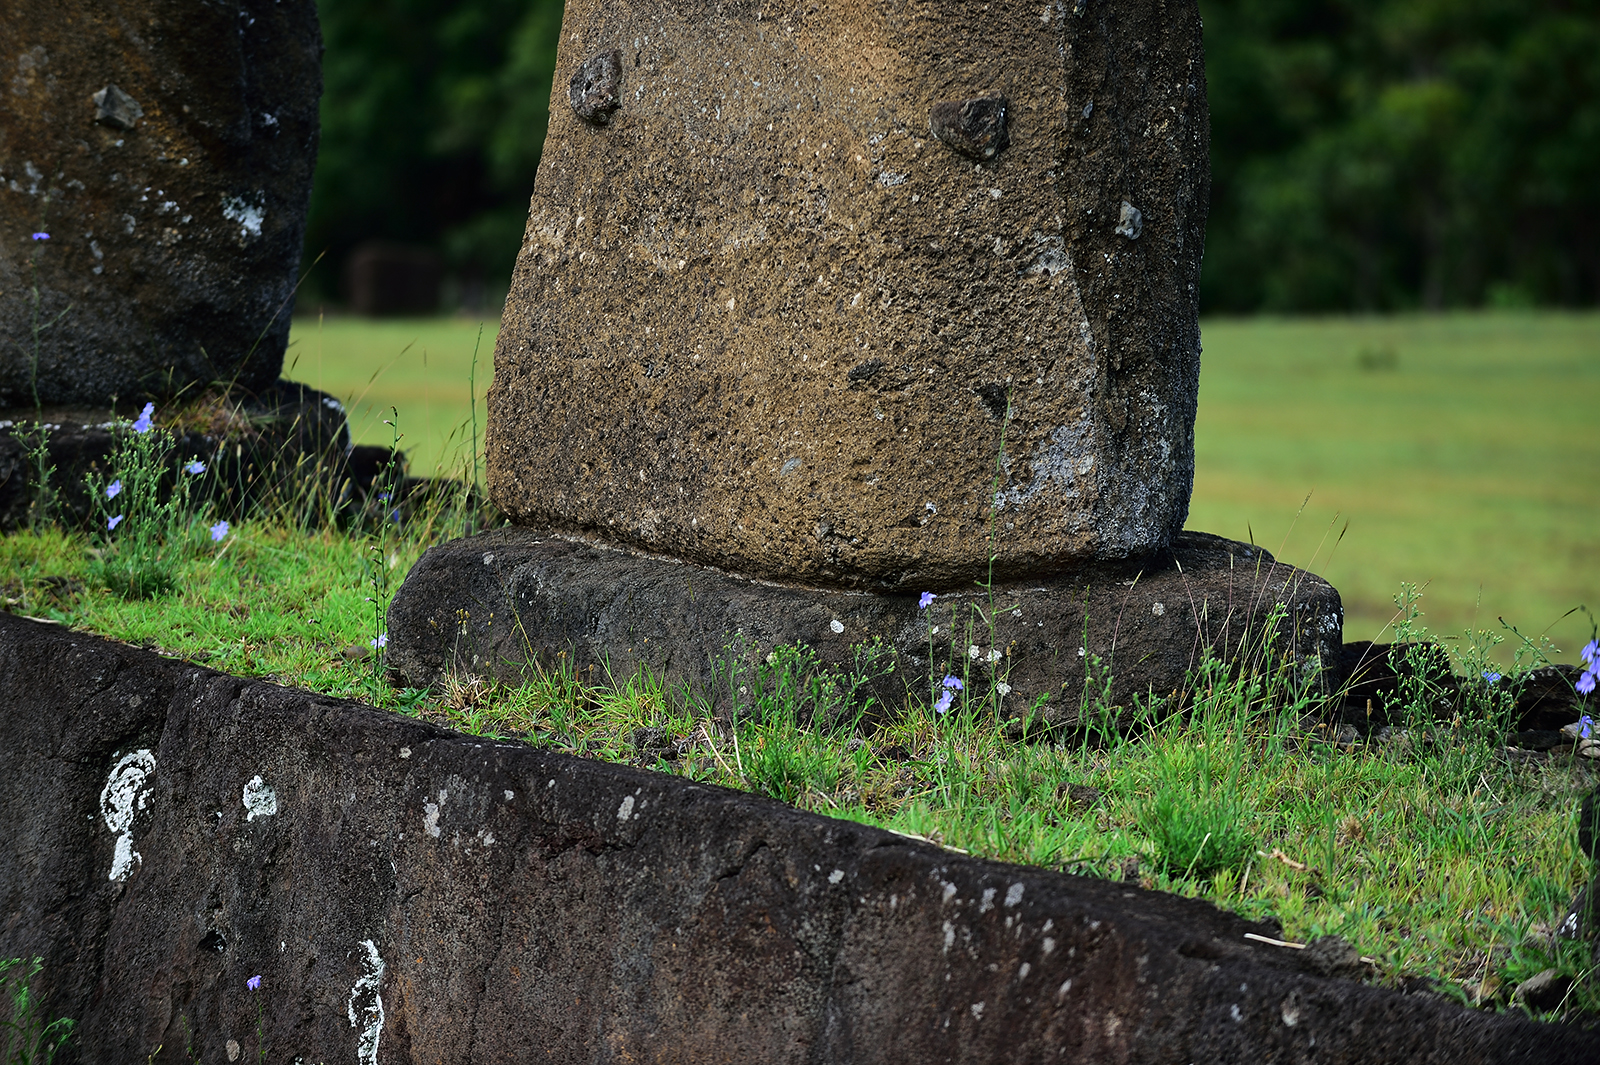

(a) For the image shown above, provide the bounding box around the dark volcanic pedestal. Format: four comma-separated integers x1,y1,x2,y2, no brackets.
388,529,1342,723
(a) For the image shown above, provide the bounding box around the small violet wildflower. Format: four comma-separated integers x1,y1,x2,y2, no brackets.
1579,640,1600,696
943,675,965,692
107,514,123,530
1578,715,1595,739
1482,671,1502,685
131,402,154,434
933,674,964,714
935,689,953,714
31,232,49,241
246,975,261,991
105,479,122,500
918,591,936,609
371,633,388,650
185,460,205,475
209,520,230,542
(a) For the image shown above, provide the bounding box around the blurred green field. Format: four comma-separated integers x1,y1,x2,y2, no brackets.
1190,313,1599,662
284,315,497,478
287,311,1600,664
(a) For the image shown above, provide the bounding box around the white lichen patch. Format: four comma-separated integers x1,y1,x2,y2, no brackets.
347,939,386,1065
828,869,844,884
242,775,278,821
422,802,441,838
221,192,265,240
100,749,156,881
617,795,635,822
1005,882,1025,907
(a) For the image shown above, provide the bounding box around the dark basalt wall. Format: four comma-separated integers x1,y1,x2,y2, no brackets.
0,612,1589,1063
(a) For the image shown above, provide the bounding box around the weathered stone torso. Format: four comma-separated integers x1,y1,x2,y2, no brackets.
488,0,1208,589
0,0,320,407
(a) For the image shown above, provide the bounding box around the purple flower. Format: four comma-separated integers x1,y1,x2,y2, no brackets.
246,974,261,991
185,460,205,475
209,520,229,542
107,514,123,530
31,232,49,241
919,592,936,609
1482,671,1502,684
942,675,964,692
935,689,953,714
131,403,154,434
390,509,402,523
106,479,122,499
370,633,388,649
1582,640,1599,666
1578,714,1595,739
1580,673,1597,697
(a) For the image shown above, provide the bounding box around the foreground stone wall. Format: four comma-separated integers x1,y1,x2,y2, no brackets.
0,0,320,407
489,0,1209,588
1,613,1590,1062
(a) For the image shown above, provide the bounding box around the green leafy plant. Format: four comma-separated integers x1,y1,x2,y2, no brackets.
86,402,223,599
0,957,75,1065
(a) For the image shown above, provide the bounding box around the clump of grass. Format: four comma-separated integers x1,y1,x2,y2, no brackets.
1,957,75,1065
85,402,224,599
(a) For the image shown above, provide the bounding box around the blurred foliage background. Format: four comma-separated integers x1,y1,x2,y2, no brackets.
300,0,1600,314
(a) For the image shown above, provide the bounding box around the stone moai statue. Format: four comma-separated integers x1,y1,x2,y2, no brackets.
0,0,321,408
487,0,1208,590
392,0,1343,714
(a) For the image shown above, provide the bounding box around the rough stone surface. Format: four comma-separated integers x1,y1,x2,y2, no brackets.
488,0,1209,588
387,528,1343,725
2,612,1594,1063
0,0,321,407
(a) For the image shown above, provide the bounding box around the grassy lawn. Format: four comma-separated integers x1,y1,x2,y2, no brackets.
288,310,1600,664
3,514,1595,1021
1191,312,1600,665
284,314,497,479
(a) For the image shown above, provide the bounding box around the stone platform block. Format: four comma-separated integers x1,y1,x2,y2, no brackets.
387,528,1342,724
2,612,1592,1062
488,0,1210,588
0,0,321,407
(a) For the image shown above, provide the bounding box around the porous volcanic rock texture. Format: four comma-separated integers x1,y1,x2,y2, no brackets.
388,528,1343,727
1,613,1592,1063
0,0,320,407
488,0,1209,589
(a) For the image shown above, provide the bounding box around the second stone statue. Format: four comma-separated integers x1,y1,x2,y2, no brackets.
487,0,1211,590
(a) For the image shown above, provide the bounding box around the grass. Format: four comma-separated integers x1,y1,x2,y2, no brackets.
284,309,1600,664
3,512,1597,1024
284,315,496,475
1191,311,1600,664
7,308,1597,1026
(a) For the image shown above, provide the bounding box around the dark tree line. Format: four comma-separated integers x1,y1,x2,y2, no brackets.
302,0,1600,313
